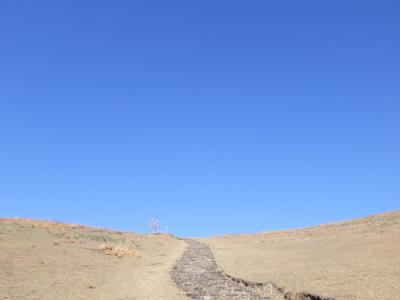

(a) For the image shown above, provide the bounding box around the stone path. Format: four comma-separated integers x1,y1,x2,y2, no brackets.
170,239,273,300
171,239,332,300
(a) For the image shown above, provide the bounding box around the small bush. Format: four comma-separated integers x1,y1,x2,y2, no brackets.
148,218,160,234
98,244,138,258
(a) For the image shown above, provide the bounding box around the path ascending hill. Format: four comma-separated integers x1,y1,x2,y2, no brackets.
170,239,272,299
171,239,333,300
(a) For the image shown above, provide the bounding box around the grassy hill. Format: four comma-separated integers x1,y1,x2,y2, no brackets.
1,211,399,299
202,211,400,300
0,218,186,299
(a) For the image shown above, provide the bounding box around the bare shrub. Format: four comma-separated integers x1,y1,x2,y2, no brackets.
148,218,160,234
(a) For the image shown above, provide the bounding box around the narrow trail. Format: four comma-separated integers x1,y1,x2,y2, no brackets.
171,239,333,300
170,239,272,299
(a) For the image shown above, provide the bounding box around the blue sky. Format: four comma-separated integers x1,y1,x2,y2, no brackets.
1,1,399,236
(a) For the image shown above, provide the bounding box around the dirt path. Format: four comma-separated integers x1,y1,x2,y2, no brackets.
170,239,274,299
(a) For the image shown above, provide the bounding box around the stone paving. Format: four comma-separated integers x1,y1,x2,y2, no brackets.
170,239,272,300
171,239,333,300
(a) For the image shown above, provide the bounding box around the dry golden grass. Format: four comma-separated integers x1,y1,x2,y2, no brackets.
98,244,138,258
202,211,400,300
0,218,187,299
0,218,90,230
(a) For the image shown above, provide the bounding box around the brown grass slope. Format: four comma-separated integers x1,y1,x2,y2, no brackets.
202,211,400,300
0,218,187,299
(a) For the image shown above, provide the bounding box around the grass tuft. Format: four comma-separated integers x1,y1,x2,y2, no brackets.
98,244,138,258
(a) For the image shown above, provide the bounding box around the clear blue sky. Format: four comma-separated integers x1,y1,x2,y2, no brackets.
1,1,399,236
